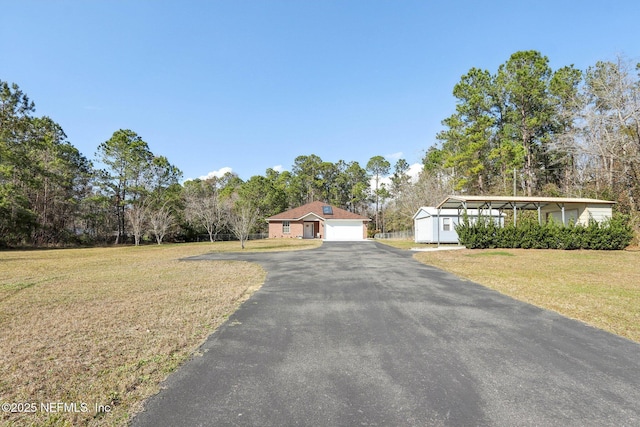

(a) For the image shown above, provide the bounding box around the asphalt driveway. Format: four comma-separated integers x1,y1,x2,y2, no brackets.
132,242,640,426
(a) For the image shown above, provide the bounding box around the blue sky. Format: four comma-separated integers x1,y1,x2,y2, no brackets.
2,1,639,182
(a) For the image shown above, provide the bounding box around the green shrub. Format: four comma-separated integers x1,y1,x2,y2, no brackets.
456,213,633,250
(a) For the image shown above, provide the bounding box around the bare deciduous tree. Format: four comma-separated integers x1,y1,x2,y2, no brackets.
578,57,640,209
401,171,453,217
148,203,174,245
126,202,147,246
227,195,260,249
379,166,455,233
184,179,227,242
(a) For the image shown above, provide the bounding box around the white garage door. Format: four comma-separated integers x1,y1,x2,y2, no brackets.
324,220,364,241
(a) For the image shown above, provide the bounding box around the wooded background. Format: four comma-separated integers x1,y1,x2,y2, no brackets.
2,51,638,246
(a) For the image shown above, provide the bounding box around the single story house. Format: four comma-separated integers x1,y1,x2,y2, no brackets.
266,201,370,241
413,207,504,244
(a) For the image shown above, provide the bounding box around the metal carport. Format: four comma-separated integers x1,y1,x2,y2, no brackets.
434,195,616,245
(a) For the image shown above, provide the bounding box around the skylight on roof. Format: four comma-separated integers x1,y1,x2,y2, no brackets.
322,205,333,215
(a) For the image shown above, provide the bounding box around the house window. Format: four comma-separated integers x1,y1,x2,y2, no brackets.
442,217,451,231
283,221,290,234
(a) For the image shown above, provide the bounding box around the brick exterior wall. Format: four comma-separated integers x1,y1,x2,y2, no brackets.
268,221,323,239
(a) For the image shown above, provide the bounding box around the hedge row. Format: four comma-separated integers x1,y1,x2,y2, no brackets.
456,214,633,250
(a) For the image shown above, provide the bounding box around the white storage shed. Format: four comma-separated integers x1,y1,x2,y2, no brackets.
413,207,504,244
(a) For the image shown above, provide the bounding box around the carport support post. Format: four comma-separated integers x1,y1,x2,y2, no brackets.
460,201,467,247
537,204,542,225
488,202,492,226
437,207,441,247
513,203,517,226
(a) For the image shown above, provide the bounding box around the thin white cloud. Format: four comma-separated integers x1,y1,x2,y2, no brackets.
198,166,233,180
385,151,404,160
407,162,423,182
376,176,392,190
272,165,283,172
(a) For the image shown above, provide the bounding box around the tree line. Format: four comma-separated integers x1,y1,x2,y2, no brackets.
0,81,406,246
2,50,638,246
427,51,640,215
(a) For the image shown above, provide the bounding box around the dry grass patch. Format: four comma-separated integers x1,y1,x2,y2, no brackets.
0,241,296,426
414,249,640,343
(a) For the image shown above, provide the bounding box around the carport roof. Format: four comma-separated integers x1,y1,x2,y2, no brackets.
436,195,616,211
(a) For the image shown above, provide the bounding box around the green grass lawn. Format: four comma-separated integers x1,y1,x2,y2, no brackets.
4,238,637,425
0,239,320,427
